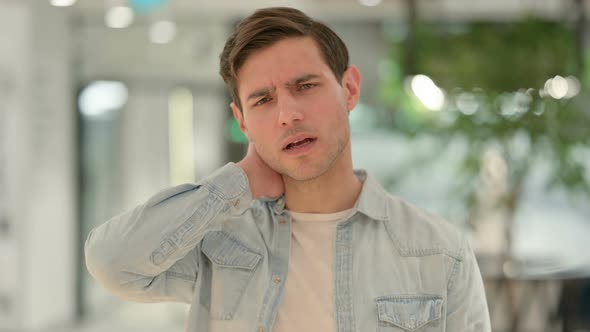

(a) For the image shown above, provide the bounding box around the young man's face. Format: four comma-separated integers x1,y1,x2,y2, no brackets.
231,36,361,181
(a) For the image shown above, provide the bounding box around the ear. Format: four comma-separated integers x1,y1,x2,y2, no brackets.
342,65,362,111
231,102,249,140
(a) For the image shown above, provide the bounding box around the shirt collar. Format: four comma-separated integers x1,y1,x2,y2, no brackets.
270,170,389,222
352,169,389,222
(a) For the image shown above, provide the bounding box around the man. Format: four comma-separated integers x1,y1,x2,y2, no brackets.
85,7,491,332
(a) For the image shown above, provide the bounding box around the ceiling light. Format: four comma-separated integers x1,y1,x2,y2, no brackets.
359,0,382,7
105,6,134,29
150,20,177,44
79,81,128,117
49,0,77,7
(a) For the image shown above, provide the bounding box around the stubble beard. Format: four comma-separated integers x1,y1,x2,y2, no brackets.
259,105,352,182
276,129,349,183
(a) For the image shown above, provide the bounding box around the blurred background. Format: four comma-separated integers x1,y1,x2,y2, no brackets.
1,0,589,331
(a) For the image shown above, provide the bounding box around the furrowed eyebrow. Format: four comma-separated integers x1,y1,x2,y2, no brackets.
245,74,320,101
246,87,274,102
287,74,320,86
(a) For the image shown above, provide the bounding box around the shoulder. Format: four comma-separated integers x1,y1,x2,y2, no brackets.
356,170,467,260
369,186,466,261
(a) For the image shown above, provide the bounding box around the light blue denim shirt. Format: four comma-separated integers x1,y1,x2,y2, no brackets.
85,163,491,332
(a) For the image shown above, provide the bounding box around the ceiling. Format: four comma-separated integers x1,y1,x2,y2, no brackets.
68,0,586,22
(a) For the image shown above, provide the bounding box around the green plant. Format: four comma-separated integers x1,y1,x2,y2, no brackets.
378,19,590,231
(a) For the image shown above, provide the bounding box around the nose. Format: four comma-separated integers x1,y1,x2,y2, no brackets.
277,94,304,127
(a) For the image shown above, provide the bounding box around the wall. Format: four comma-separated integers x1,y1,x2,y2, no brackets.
0,0,77,329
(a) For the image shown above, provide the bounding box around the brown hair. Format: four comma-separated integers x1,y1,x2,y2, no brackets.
219,7,350,110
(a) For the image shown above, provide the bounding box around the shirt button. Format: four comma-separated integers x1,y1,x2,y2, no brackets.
278,219,287,225
274,276,282,284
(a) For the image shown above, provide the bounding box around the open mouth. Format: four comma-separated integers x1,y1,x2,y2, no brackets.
284,137,317,150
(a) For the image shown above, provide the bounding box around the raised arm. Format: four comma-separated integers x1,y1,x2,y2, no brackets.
84,163,253,303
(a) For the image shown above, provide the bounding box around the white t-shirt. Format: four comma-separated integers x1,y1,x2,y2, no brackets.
272,208,354,332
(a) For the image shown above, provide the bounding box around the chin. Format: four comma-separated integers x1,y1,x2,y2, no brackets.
283,163,329,182
285,172,319,182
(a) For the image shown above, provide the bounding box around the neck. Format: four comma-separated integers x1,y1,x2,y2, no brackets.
283,148,362,214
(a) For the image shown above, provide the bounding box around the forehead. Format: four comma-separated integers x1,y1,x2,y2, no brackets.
236,37,333,96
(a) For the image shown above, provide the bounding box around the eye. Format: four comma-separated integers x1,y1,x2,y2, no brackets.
254,96,271,106
298,83,316,91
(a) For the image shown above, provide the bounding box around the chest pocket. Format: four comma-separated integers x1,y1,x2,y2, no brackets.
201,230,262,320
375,295,444,331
